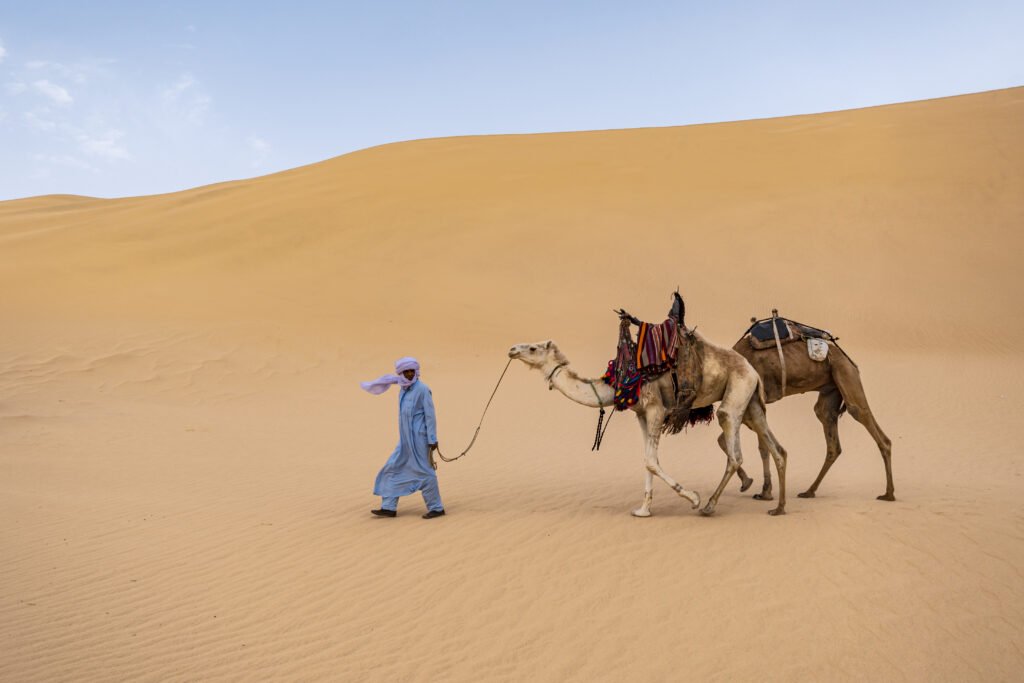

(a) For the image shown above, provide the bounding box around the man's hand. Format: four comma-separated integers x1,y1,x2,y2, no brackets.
428,443,438,470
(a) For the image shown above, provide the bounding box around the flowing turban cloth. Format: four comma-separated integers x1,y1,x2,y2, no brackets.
360,357,421,395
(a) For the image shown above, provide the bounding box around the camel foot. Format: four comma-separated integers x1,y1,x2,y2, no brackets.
631,508,652,518
797,491,816,498
672,484,701,509
739,475,753,493
877,493,896,502
699,504,716,516
768,507,786,516
752,493,774,501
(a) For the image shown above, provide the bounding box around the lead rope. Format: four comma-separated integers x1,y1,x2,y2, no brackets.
587,380,614,451
435,358,513,463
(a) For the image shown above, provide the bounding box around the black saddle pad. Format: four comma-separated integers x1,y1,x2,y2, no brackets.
793,323,833,340
750,318,792,343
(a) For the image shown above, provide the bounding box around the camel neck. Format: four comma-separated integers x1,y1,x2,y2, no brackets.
541,360,614,408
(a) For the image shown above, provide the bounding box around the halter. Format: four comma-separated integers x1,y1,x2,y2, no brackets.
546,362,569,389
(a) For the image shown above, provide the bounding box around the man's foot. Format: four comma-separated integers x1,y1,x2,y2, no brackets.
422,509,445,519
371,509,396,517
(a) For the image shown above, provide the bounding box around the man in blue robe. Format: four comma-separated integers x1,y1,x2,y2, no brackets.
360,357,445,519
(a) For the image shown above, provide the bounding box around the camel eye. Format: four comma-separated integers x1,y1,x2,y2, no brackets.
529,346,536,352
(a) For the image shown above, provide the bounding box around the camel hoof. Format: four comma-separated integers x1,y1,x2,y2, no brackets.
877,494,896,502
699,504,715,517
768,507,786,516
739,476,753,493
797,491,816,498
631,508,652,518
752,493,774,501
690,493,702,510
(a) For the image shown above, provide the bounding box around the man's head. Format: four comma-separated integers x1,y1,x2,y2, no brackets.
394,357,420,385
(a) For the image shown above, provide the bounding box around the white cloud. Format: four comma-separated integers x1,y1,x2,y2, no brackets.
26,59,114,84
247,136,271,167
187,93,211,124
32,80,73,106
77,129,130,160
5,81,27,95
0,40,7,64
23,110,57,131
32,153,97,172
161,73,196,102
159,73,211,125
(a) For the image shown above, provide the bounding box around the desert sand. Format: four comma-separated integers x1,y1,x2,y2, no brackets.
2,87,1023,681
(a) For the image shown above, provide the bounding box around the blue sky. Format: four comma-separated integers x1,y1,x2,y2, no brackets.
1,1,1021,200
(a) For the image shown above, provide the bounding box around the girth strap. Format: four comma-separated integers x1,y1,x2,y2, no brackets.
771,308,787,398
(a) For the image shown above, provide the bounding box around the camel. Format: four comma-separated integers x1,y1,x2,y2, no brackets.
508,335,791,516
732,327,894,502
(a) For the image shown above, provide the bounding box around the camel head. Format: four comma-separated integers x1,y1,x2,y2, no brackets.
508,340,568,370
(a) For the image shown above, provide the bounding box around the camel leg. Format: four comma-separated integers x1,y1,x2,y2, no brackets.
701,408,743,516
751,435,774,501
632,415,655,517
832,360,895,501
632,412,700,517
719,434,754,492
633,469,656,518
799,388,843,498
743,399,788,515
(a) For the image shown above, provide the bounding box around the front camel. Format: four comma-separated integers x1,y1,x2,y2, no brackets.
508,336,790,517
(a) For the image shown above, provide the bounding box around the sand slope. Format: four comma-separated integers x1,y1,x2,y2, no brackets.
1,88,1023,681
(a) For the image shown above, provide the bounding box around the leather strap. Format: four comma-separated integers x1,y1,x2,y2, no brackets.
771,308,787,398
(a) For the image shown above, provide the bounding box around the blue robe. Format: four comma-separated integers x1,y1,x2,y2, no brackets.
373,380,443,509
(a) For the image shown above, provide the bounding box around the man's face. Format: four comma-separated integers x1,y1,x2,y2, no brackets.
402,369,416,381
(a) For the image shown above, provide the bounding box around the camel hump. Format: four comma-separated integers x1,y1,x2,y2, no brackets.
742,313,835,351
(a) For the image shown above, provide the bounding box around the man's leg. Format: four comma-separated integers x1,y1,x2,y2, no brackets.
420,478,444,512
381,496,399,511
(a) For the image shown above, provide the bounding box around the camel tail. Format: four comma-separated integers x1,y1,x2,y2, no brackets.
755,376,767,408
827,346,858,418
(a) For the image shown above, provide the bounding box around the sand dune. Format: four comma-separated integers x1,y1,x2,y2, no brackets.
1,88,1023,681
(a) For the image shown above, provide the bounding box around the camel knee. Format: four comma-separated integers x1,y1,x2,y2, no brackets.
645,462,660,475
771,445,787,469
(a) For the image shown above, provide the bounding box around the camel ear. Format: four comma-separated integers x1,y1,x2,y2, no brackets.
544,340,552,349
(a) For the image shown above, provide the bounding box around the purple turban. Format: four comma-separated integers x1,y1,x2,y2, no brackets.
360,357,421,395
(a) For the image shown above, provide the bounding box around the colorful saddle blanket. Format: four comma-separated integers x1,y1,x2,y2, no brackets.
602,318,680,411
635,318,679,375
